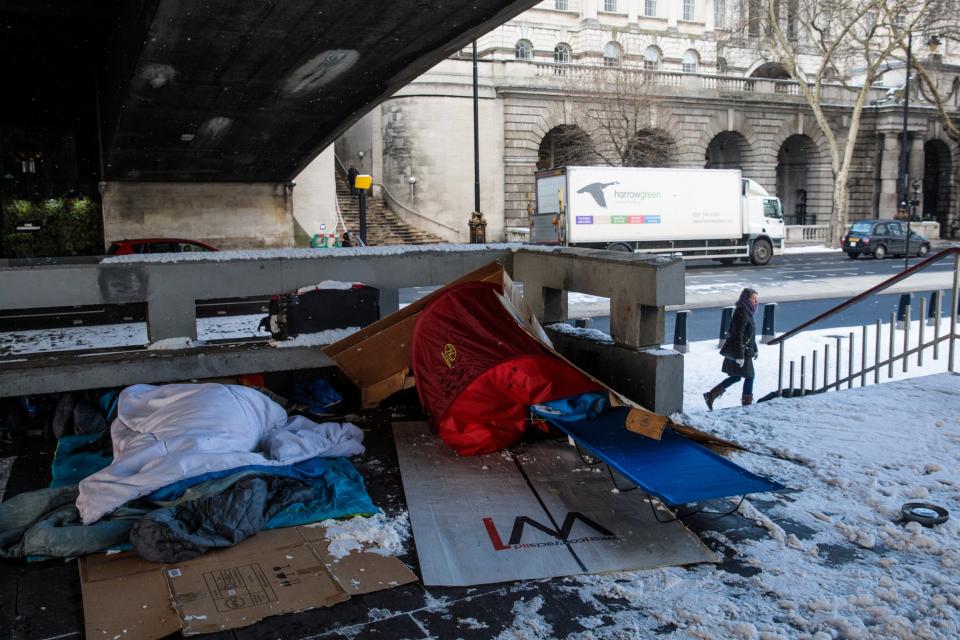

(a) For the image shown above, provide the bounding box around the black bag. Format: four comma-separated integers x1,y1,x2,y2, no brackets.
259,284,380,340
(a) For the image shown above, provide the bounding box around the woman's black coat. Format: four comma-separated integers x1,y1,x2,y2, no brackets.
720,306,758,378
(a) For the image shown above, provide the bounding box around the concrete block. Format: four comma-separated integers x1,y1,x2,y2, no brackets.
545,327,684,415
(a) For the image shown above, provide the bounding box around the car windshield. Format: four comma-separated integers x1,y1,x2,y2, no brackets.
851,222,873,233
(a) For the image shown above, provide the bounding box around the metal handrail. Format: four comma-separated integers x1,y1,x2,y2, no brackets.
772,247,960,396
375,182,461,240
333,153,460,241
769,247,960,345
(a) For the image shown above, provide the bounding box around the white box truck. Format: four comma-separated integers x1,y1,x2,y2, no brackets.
531,166,785,265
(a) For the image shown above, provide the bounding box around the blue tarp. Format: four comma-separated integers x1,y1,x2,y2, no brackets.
532,403,783,506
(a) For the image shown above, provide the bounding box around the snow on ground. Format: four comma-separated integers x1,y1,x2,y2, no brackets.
682,317,955,413
269,327,360,348
0,313,269,355
781,245,844,255
100,243,528,264
555,373,960,639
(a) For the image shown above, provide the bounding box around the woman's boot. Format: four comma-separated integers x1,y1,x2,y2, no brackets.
741,394,754,406
703,385,725,411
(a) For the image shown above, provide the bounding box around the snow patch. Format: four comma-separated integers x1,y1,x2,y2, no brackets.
296,280,357,293
494,596,553,640
146,336,205,350
269,327,360,348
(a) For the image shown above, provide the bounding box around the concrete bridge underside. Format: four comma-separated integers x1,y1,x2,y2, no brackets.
2,0,541,247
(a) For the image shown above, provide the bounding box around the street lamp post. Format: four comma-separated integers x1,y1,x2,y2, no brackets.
897,31,941,269
897,31,913,231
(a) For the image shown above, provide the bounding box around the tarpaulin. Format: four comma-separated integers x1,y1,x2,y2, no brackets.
412,282,600,455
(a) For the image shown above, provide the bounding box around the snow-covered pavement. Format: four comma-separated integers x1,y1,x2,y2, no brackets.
558,373,960,639
681,317,956,413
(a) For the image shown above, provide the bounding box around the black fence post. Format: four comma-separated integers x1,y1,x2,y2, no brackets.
718,306,734,349
927,290,940,326
761,302,777,344
896,292,912,329
673,310,689,354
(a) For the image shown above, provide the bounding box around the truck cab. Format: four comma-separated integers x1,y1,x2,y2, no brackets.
742,179,785,265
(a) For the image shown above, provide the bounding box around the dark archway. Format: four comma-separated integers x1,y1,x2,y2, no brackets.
624,128,675,167
705,131,750,170
777,134,816,225
923,140,952,235
750,62,791,79
537,125,596,170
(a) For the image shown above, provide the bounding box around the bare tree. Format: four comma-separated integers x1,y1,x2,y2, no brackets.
725,0,938,246
888,1,960,145
535,66,673,170
576,68,674,167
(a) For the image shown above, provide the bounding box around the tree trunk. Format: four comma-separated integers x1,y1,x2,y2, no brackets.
829,167,850,248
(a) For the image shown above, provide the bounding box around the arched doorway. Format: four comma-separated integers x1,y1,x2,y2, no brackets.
923,140,952,234
777,134,815,225
749,62,791,79
624,128,675,167
705,131,749,170
537,125,596,170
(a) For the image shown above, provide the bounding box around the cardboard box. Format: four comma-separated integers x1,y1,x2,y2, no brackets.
80,525,418,638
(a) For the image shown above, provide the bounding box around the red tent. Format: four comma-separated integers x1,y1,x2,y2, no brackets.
411,281,602,456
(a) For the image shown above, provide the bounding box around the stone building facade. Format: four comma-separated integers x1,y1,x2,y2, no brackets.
335,0,960,241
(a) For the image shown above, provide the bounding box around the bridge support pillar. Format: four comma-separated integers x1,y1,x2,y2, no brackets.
101,181,296,250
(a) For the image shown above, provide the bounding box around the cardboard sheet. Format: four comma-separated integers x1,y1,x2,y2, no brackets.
80,525,417,638
394,421,716,587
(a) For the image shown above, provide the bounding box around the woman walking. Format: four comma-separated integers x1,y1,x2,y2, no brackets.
704,288,759,410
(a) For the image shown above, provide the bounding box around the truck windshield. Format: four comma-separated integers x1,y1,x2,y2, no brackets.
763,199,782,219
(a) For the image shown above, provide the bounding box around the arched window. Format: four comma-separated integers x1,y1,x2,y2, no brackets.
603,42,622,67
554,43,572,64
717,56,728,74
643,46,661,70
682,49,699,73
515,39,533,61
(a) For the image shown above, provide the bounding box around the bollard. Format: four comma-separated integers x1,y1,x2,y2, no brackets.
896,293,912,329
927,290,940,326
761,302,777,344
674,310,690,354
718,306,734,349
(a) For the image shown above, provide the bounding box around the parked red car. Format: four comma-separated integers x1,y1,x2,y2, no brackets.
107,238,219,255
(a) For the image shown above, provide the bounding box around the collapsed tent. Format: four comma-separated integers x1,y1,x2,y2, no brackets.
411,281,602,455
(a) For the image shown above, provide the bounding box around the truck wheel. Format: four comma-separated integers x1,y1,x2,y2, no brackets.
749,239,773,266
606,243,632,252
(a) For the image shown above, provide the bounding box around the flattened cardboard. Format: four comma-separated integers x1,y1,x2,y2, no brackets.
394,421,716,587
79,525,417,638
80,552,181,640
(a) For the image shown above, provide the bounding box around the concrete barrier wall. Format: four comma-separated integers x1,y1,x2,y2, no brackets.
101,182,296,250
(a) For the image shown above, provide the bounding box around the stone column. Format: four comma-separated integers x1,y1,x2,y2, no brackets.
909,135,926,216
878,133,901,215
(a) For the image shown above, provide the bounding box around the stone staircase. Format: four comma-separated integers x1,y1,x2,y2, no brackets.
335,173,445,245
